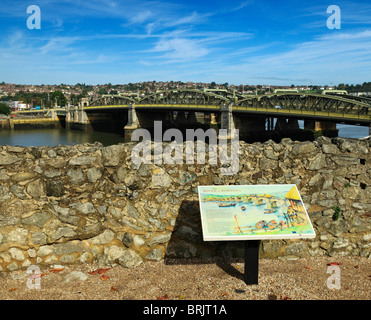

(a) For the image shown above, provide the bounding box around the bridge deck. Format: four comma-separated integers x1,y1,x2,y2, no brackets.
85,104,371,124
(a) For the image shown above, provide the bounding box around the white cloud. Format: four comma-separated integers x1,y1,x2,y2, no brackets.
131,10,214,35
145,23,156,35
139,29,253,65
40,37,78,54
151,37,209,61
228,0,254,12
53,18,64,28
164,11,212,28
319,29,371,40
129,10,153,24
217,29,371,84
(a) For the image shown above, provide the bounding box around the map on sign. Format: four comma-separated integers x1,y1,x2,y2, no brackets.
198,184,316,241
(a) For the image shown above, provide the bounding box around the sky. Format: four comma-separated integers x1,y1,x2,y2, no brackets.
0,0,370,86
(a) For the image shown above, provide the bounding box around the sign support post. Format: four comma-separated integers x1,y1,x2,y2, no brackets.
244,240,260,285
197,184,316,286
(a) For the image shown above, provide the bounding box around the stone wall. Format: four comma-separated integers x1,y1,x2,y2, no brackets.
0,137,370,271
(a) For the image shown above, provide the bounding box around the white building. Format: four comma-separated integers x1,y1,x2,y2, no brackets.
6,101,31,110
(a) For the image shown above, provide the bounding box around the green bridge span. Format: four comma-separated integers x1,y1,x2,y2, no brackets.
86,90,371,124
12,89,371,140
84,89,371,139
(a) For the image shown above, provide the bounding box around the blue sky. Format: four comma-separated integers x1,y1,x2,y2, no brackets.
0,0,370,86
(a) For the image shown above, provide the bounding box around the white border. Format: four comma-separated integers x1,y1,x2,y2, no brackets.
198,184,316,241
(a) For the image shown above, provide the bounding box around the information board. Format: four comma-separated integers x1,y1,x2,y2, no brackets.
198,184,316,241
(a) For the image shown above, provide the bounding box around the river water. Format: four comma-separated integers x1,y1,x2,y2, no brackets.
0,123,369,147
0,128,125,147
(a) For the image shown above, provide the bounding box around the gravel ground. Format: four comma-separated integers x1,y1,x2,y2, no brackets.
0,256,369,300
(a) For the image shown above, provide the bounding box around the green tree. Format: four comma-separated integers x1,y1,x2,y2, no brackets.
49,90,67,107
70,94,79,105
0,102,11,116
98,87,108,95
337,83,345,90
209,81,216,89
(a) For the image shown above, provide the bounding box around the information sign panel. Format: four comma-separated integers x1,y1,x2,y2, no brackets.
198,184,316,241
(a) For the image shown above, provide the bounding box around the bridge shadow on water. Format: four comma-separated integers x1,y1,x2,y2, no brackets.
88,121,329,144
164,200,247,281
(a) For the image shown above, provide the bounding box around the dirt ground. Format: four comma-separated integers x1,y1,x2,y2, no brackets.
0,256,369,301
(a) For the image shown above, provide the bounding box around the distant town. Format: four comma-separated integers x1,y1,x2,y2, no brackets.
1,80,370,110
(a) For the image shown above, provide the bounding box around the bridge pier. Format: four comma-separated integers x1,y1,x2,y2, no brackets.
220,103,236,139
49,110,58,121
275,118,287,131
71,109,90,131
287,118,300,130
65,109,72,130
65,101,92,131
124,104,139,140
187,111,197,124
8,117,14,130
49,109,62,128
175,111,186,124
304,120,338,138
79,98,91,131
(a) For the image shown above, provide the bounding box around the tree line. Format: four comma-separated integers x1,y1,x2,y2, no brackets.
0,91,69,108
336,82,371,93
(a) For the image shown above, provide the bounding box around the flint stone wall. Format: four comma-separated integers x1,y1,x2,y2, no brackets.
0,136,370,271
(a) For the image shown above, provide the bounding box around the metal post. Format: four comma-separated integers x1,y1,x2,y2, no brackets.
244,240,260,285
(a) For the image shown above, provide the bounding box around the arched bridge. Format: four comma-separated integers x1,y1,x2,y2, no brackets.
60,89,371,140
236,92,371,123
86,89,371,124
88,89,229,111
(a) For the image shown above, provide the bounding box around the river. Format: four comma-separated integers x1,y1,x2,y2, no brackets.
0,122,369,147
0,128,125,147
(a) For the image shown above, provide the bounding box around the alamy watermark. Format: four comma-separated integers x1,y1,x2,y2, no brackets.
26,265,41,290
22,262,342,291
327,5,341,30
27,5,41,29
326,265,341,290
130,121,239,175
